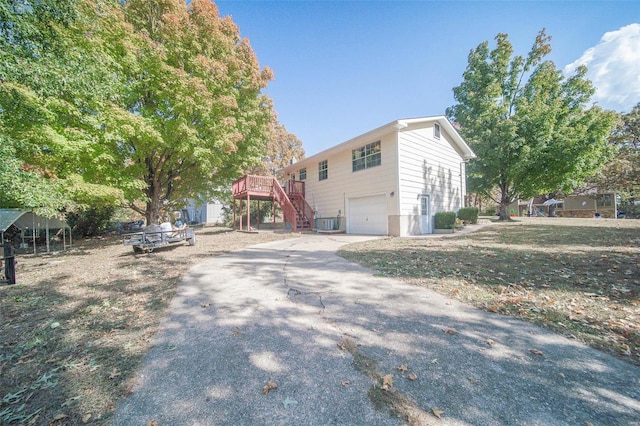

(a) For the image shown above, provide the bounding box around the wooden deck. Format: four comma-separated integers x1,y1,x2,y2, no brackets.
232,175,314,232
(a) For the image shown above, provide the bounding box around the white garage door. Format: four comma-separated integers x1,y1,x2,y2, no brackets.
348,195,387,235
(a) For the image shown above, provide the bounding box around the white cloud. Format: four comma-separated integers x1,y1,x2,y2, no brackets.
564,23,640,112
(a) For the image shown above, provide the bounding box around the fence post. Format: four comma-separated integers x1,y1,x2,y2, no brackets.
3,243,16,285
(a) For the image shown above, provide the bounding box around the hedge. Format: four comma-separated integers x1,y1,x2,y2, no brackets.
457,206,479,224
434,211,457,229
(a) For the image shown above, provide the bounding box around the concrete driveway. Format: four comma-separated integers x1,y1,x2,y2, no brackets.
113,234,640,425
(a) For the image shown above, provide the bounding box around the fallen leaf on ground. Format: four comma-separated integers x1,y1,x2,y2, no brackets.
53,413,68,421
263,378,278,395
341,380,350,386
442,327,457,335
231,328,240,336
397,363,408,373
407,373,418,381
201,303,211,308
432,407,444,419
82,414,92,423
146,421,158,426
486,339,495,346
382,374,393,390
529,349,544,356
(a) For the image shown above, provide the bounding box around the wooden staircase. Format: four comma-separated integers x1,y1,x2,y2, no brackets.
232,175,314,231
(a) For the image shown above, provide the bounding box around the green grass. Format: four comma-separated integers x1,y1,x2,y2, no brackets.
339,217,640,365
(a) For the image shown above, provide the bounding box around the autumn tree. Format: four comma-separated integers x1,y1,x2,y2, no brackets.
590,103,640,201
250,118,305,176
1,0,275,225
112,0,274,224
447,30,618,219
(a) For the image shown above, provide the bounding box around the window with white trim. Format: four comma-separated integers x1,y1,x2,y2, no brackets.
352,140,381,172
434,123,441,139
299,168,307,180
318,160,328,181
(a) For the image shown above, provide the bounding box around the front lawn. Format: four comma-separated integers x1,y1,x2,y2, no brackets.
339,217,640,365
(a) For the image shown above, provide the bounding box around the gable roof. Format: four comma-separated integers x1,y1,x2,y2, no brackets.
282,116,475,174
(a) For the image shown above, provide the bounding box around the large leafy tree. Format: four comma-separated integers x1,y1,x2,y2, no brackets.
1,0,274,224
591,103,640,200
114,0,274,224
446,30,618,219
0,0,126,217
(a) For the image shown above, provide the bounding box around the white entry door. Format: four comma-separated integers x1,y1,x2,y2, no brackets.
348,195,387,235
421,195,431,234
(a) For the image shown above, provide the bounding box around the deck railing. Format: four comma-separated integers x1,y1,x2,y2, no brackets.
284,180,305,198
233,175,314,230
232,175,275,196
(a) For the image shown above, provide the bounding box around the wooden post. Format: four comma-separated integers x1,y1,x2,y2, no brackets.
239,199,243,230
233,199,236,230
257,200,260,230
273,201,276,228
247,195,251,231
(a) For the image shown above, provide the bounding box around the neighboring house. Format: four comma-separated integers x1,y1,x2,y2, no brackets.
182,198,225,225
509,192,618,218
558,192,618,218
278,116,475,236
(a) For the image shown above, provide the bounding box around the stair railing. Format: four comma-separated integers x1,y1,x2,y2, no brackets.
272,179,298,230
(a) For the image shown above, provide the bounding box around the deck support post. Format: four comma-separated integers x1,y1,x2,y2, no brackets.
233,199,236,230
246,194,251,231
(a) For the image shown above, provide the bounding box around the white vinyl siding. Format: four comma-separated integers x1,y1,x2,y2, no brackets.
279,117,471,236
398,124,464,221
290,134,399,222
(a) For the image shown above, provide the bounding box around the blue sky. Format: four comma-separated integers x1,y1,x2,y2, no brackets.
216,1,640,156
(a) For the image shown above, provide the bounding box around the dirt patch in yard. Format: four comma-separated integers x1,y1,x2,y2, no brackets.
0,227,298,425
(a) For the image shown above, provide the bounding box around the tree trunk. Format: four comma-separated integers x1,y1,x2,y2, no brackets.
145,182,164,225
498,203,511,220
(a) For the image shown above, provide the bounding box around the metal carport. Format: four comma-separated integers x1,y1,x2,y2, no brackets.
0,209,72,254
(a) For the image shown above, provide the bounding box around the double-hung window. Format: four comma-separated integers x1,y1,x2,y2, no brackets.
299,168,307,180
318,160,328,181
352,140,381,172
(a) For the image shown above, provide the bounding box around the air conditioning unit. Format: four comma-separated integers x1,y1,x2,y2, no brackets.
318,218,334,230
